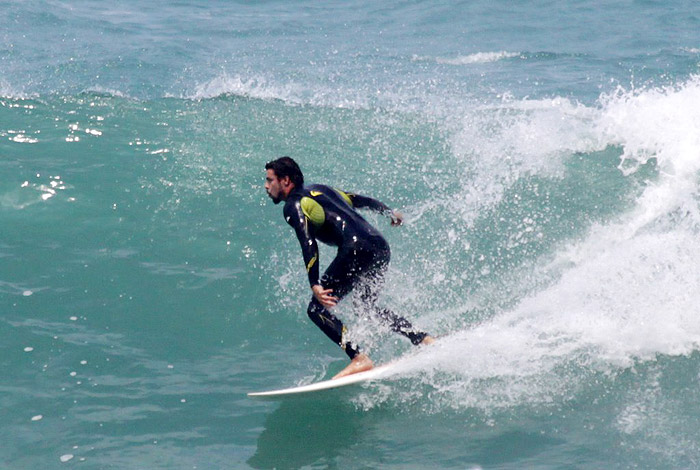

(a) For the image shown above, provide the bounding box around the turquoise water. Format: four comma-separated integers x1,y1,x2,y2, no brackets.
2,1,700,468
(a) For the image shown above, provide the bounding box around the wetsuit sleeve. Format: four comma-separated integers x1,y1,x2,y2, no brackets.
284,201,320,287
342,191,393,217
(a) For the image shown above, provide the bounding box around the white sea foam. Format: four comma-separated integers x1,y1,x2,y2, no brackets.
598,77,700,178
0,79,31,99
413,51,521,65
190,74,307,103
83,86,132,99
443,51,521,65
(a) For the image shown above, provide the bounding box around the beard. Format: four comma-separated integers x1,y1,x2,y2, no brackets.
268,192,282,204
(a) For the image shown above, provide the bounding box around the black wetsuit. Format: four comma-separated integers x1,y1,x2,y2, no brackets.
283,184,428,359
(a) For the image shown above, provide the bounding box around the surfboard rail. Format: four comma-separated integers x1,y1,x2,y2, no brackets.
247,363,395,399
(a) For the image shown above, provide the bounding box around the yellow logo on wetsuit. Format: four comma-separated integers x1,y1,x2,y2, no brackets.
335,189,353,207
306,255,317,273
301,196,325,226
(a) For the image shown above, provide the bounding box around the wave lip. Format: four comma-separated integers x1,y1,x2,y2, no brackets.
187,73,380,110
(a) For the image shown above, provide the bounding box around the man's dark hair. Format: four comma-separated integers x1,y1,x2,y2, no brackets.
265,156,304,187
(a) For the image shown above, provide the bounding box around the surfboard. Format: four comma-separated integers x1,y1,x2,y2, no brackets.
247,362,397,399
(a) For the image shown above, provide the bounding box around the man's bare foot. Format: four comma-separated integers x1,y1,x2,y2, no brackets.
332,353,374,379
420,335,436,345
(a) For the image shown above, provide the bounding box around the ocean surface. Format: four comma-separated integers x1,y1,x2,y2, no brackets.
2,1,700,468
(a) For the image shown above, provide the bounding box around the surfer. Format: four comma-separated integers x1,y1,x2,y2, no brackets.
264,156,434,379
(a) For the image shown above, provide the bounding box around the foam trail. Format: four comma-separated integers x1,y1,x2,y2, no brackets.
382,77,700,412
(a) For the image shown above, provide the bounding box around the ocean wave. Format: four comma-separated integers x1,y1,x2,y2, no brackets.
364,75,700,413
418,94,599,230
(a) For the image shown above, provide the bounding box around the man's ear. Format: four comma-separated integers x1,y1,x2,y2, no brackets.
280,176,292,189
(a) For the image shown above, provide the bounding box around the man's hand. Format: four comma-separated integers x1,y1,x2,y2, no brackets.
390,210,404,226
312,284,338,308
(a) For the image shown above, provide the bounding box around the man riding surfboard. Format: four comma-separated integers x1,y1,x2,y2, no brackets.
264,157,434,378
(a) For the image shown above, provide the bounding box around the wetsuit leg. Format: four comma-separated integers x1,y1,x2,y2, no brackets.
307,298,360,359
306,249,363,359
374,307,428,345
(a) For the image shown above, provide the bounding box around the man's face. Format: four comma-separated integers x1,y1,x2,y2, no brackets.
265,169,286,204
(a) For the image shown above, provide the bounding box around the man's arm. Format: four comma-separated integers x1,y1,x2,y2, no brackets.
342,191,403,226
284,201,339,308
284,201,320,287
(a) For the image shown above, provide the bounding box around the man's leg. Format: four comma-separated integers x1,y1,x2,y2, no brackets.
307,297,375,378
306,297,360,359
306,249,363,358
305,249,377,378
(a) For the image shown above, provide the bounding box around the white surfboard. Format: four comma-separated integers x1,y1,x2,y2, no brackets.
247,362,397,399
